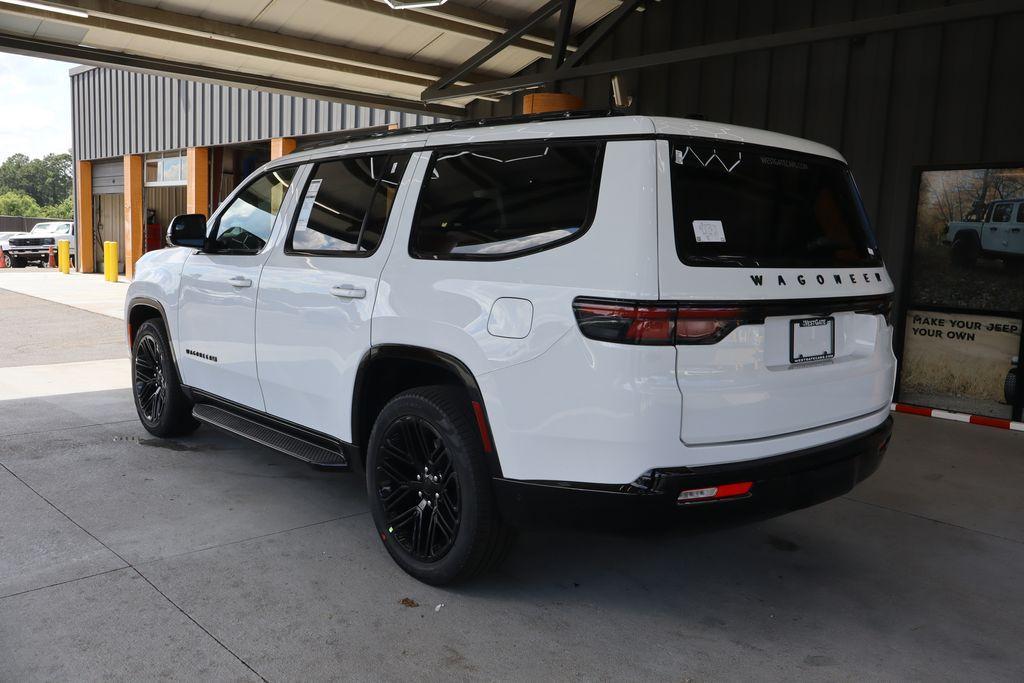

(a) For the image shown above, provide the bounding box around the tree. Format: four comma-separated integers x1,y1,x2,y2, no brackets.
0,190,42,217
39,196,74,219
0,152,72,207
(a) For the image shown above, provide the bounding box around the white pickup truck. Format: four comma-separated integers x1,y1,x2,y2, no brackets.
945,199,1024,266
4,221,76,268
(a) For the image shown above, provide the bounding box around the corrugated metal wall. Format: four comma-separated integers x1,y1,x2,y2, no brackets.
71,67,445,161
468,0,1024,292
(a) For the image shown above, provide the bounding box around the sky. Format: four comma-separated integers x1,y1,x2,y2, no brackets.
0,53,76,163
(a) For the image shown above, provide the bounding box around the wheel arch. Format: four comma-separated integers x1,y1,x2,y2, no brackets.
352,345,501,477
127,297,184,384
951,228,982,245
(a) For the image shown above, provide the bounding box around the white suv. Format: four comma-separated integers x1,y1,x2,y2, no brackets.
126,113,896,584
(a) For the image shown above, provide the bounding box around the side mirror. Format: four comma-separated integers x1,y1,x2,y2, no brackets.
166,214,207,249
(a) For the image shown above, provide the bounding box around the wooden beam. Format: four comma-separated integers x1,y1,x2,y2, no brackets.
270,138,297,160
75,159,93,273
186,147,209,217
123,154,143,280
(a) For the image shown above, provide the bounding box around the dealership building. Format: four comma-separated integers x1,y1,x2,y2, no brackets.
28,0,1024,421
69,65,443,278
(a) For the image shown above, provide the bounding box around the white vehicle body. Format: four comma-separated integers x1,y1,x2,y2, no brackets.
127,114,895,523
945,198,1024,260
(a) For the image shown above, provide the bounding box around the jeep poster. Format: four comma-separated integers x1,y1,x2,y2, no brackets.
901,310,1021,418
908,166,1024,313
902,165,1023,419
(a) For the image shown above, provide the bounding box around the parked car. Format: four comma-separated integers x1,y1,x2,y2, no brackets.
945,198,1024,266
0,231,22,267
5,221,76,268
126,113,896,584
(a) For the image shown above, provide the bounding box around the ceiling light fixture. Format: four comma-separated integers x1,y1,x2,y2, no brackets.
383,0,448,9
0,0,88,18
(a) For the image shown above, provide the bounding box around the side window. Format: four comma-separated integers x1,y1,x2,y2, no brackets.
991,203,1013,223
289,153,411,255
410,142,603,260
1016,203,1024,223
213,168,296,253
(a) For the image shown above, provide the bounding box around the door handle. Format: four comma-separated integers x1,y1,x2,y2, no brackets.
1012,228,1021,233
330,284,366,299
228,275,252,288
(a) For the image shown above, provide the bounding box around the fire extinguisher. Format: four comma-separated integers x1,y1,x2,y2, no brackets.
145,208,162,253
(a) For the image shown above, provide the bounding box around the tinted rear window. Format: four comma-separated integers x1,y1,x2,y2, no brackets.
670,140,881,268
410,142,603,260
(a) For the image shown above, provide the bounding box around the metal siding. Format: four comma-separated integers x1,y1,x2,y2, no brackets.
70,67,444,161
465,0,1024,294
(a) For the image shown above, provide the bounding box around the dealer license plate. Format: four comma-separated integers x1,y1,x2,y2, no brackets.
790,317,835,364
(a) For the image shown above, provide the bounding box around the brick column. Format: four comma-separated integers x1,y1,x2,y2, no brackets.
75,160,94,273
123,154,144,280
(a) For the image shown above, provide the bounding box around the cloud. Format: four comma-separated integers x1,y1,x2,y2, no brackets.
0,53,76,162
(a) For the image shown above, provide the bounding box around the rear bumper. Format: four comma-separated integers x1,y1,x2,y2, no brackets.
493,416,892,529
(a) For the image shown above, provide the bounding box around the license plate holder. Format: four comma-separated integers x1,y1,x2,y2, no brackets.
790,317,835,365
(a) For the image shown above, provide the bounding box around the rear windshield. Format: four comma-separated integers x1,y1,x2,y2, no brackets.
670,140,881,268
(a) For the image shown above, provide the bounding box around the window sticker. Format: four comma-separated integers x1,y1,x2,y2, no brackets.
295,178,322,232
692,219,726,243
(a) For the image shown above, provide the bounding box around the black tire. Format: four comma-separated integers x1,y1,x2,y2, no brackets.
2,252,10,268
1006,368,1019,405
951,235,980,267
366,386,513,585
10,256,25,268
131,319,199,437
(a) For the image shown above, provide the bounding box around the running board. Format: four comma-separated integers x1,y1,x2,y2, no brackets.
192,403,349,469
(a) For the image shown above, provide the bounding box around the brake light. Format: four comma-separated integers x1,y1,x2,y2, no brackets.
573,298,746,345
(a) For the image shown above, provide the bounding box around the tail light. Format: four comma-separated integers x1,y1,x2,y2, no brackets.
573,298,747,345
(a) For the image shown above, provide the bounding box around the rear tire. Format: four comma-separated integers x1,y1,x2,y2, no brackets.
131,319,199,438
951,235,980,267
1006,368,1019,405
366,386,512,585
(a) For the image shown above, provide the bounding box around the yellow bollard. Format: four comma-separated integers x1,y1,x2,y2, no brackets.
104,241,119,282
57,239,70,274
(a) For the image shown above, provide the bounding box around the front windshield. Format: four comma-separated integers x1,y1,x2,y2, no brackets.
30,223,57,234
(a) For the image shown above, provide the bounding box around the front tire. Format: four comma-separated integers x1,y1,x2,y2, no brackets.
366,386,512,585
131,319,199,437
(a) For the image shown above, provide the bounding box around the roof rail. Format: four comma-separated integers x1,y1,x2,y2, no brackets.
303,109,622,151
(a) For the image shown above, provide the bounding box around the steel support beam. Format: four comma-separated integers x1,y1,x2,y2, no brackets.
432,0,564,92
324,0,574,56
6,0,478,82
0,33,464,118
423,0,1024,102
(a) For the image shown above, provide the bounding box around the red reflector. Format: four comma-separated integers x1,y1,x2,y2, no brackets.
677,481,753,504
471,400,493,454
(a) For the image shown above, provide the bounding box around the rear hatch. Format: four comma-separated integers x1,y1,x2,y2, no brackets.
657,138,895,445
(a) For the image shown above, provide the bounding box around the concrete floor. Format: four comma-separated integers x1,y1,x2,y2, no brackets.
1,281,1023,681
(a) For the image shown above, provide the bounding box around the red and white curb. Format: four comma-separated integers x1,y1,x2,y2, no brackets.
891,403,1024,432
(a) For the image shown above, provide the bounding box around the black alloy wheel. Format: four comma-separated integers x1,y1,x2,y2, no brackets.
376,415,461,562
367,386,513,584
134,333,168,424
131,319,199,438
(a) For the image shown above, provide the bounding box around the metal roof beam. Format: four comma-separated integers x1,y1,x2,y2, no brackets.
324,0,574,57
0,31,464,117
9,0,491,82
423,0,1024,101
433,0,564,92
